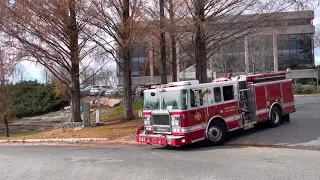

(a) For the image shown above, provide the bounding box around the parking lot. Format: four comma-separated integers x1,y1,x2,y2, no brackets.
228,96,320,148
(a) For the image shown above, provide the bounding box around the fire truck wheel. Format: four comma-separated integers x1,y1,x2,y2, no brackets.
206,121,227,146
269,107,282,127
282,114,290,122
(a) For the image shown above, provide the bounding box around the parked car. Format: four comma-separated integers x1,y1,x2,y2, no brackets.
80,86,92,96
104,88,115,96
114,87,124,96
134,84,155,96
90,85,111,96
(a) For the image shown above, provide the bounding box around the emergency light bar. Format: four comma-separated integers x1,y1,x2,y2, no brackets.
168,80,199,87
246,72,287,83
150,80,199,89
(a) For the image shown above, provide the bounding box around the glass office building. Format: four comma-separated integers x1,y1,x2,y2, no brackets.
277,33,313,70
117,10,316,85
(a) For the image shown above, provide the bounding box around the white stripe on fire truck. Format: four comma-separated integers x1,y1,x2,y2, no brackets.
283,102,294,108
190,124,206,132
225,115,241,122
190,115,241,132
192,137,206,143
256,108,268,115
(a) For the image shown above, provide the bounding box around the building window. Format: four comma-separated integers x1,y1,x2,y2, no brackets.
277,33,313,70
118,42,148,77
287,19,311,26
271,19,311,27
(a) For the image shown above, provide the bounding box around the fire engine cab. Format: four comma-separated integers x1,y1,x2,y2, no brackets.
136,72,295,146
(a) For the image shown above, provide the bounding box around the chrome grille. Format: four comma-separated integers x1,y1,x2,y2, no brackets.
151,115,170,126
152,126,171,133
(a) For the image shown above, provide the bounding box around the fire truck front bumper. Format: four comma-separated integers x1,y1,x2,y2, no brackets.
136,134,189,147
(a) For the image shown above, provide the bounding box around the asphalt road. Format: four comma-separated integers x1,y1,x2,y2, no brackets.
0,145,319,180
228,96,320,147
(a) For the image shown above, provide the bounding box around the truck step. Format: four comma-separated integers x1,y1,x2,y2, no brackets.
243,123,255,130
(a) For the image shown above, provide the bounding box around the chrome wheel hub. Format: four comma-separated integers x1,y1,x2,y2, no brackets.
272,111,280,124
208,126,222,142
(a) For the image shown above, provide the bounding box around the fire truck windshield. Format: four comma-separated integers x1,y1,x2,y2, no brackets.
144,90,187,110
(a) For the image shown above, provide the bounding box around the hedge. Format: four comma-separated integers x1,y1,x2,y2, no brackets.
12,81,67,117
293,84,319,94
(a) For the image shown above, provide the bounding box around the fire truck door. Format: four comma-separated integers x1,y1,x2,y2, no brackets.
189,89,208,140
221,85,239,130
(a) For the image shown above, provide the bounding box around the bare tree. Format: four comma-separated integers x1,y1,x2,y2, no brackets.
88,0,147,120
0,50,15,137
168,0,181,82
144,0,186,82
15,64,27,82
179,0,318,83
314,25,320,48
80,67,94,87
0,0,99,122
96,68,116,86
159,0,167,83
247,36,274,74
41,67,53,85
211,44,245,76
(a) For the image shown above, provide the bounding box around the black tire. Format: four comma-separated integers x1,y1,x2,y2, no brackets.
269,107,282,127
206,120,228,146
282,114,290,123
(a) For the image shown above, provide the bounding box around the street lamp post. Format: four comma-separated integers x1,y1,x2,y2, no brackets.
92,69,95,85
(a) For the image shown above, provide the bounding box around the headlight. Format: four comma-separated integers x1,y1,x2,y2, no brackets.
144,116,151,125
171,116,180,126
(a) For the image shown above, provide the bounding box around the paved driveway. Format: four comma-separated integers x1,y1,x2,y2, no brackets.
0,145,320,180
227,96,320,148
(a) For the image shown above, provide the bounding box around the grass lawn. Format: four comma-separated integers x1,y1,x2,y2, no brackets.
0,120,141,140
100,101,143,122
0,101,144,140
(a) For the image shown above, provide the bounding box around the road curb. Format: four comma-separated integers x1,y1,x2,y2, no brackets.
2,138,319,151
227,141,320,151
294,94,320,97
0,138,110,144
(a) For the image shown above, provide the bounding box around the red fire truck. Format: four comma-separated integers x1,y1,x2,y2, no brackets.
136,72,295,146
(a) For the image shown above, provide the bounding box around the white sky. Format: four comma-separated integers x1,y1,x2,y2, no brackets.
19,7,320,82
313,8,320,66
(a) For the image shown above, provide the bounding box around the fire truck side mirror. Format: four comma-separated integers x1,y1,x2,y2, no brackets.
195,91,200,107
138,110,143,118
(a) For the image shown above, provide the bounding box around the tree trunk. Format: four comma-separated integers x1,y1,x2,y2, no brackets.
171,35,177,82
122,0,134,120
123,55,134,120
4,119,9,137
70,68,81,122
69,0,81,122
169,0,177,82
160,0,167,84
195,0,207,83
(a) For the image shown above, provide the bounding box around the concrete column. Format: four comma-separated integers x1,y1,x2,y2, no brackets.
82,101,90,127
273,35,278,72
149,41,154,79
244,36,249,74
208,41,214,80
209,56,213,79
176,42,180,81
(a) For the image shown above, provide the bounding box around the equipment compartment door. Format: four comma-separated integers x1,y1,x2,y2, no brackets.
253,85,268,120
281,80,295,113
